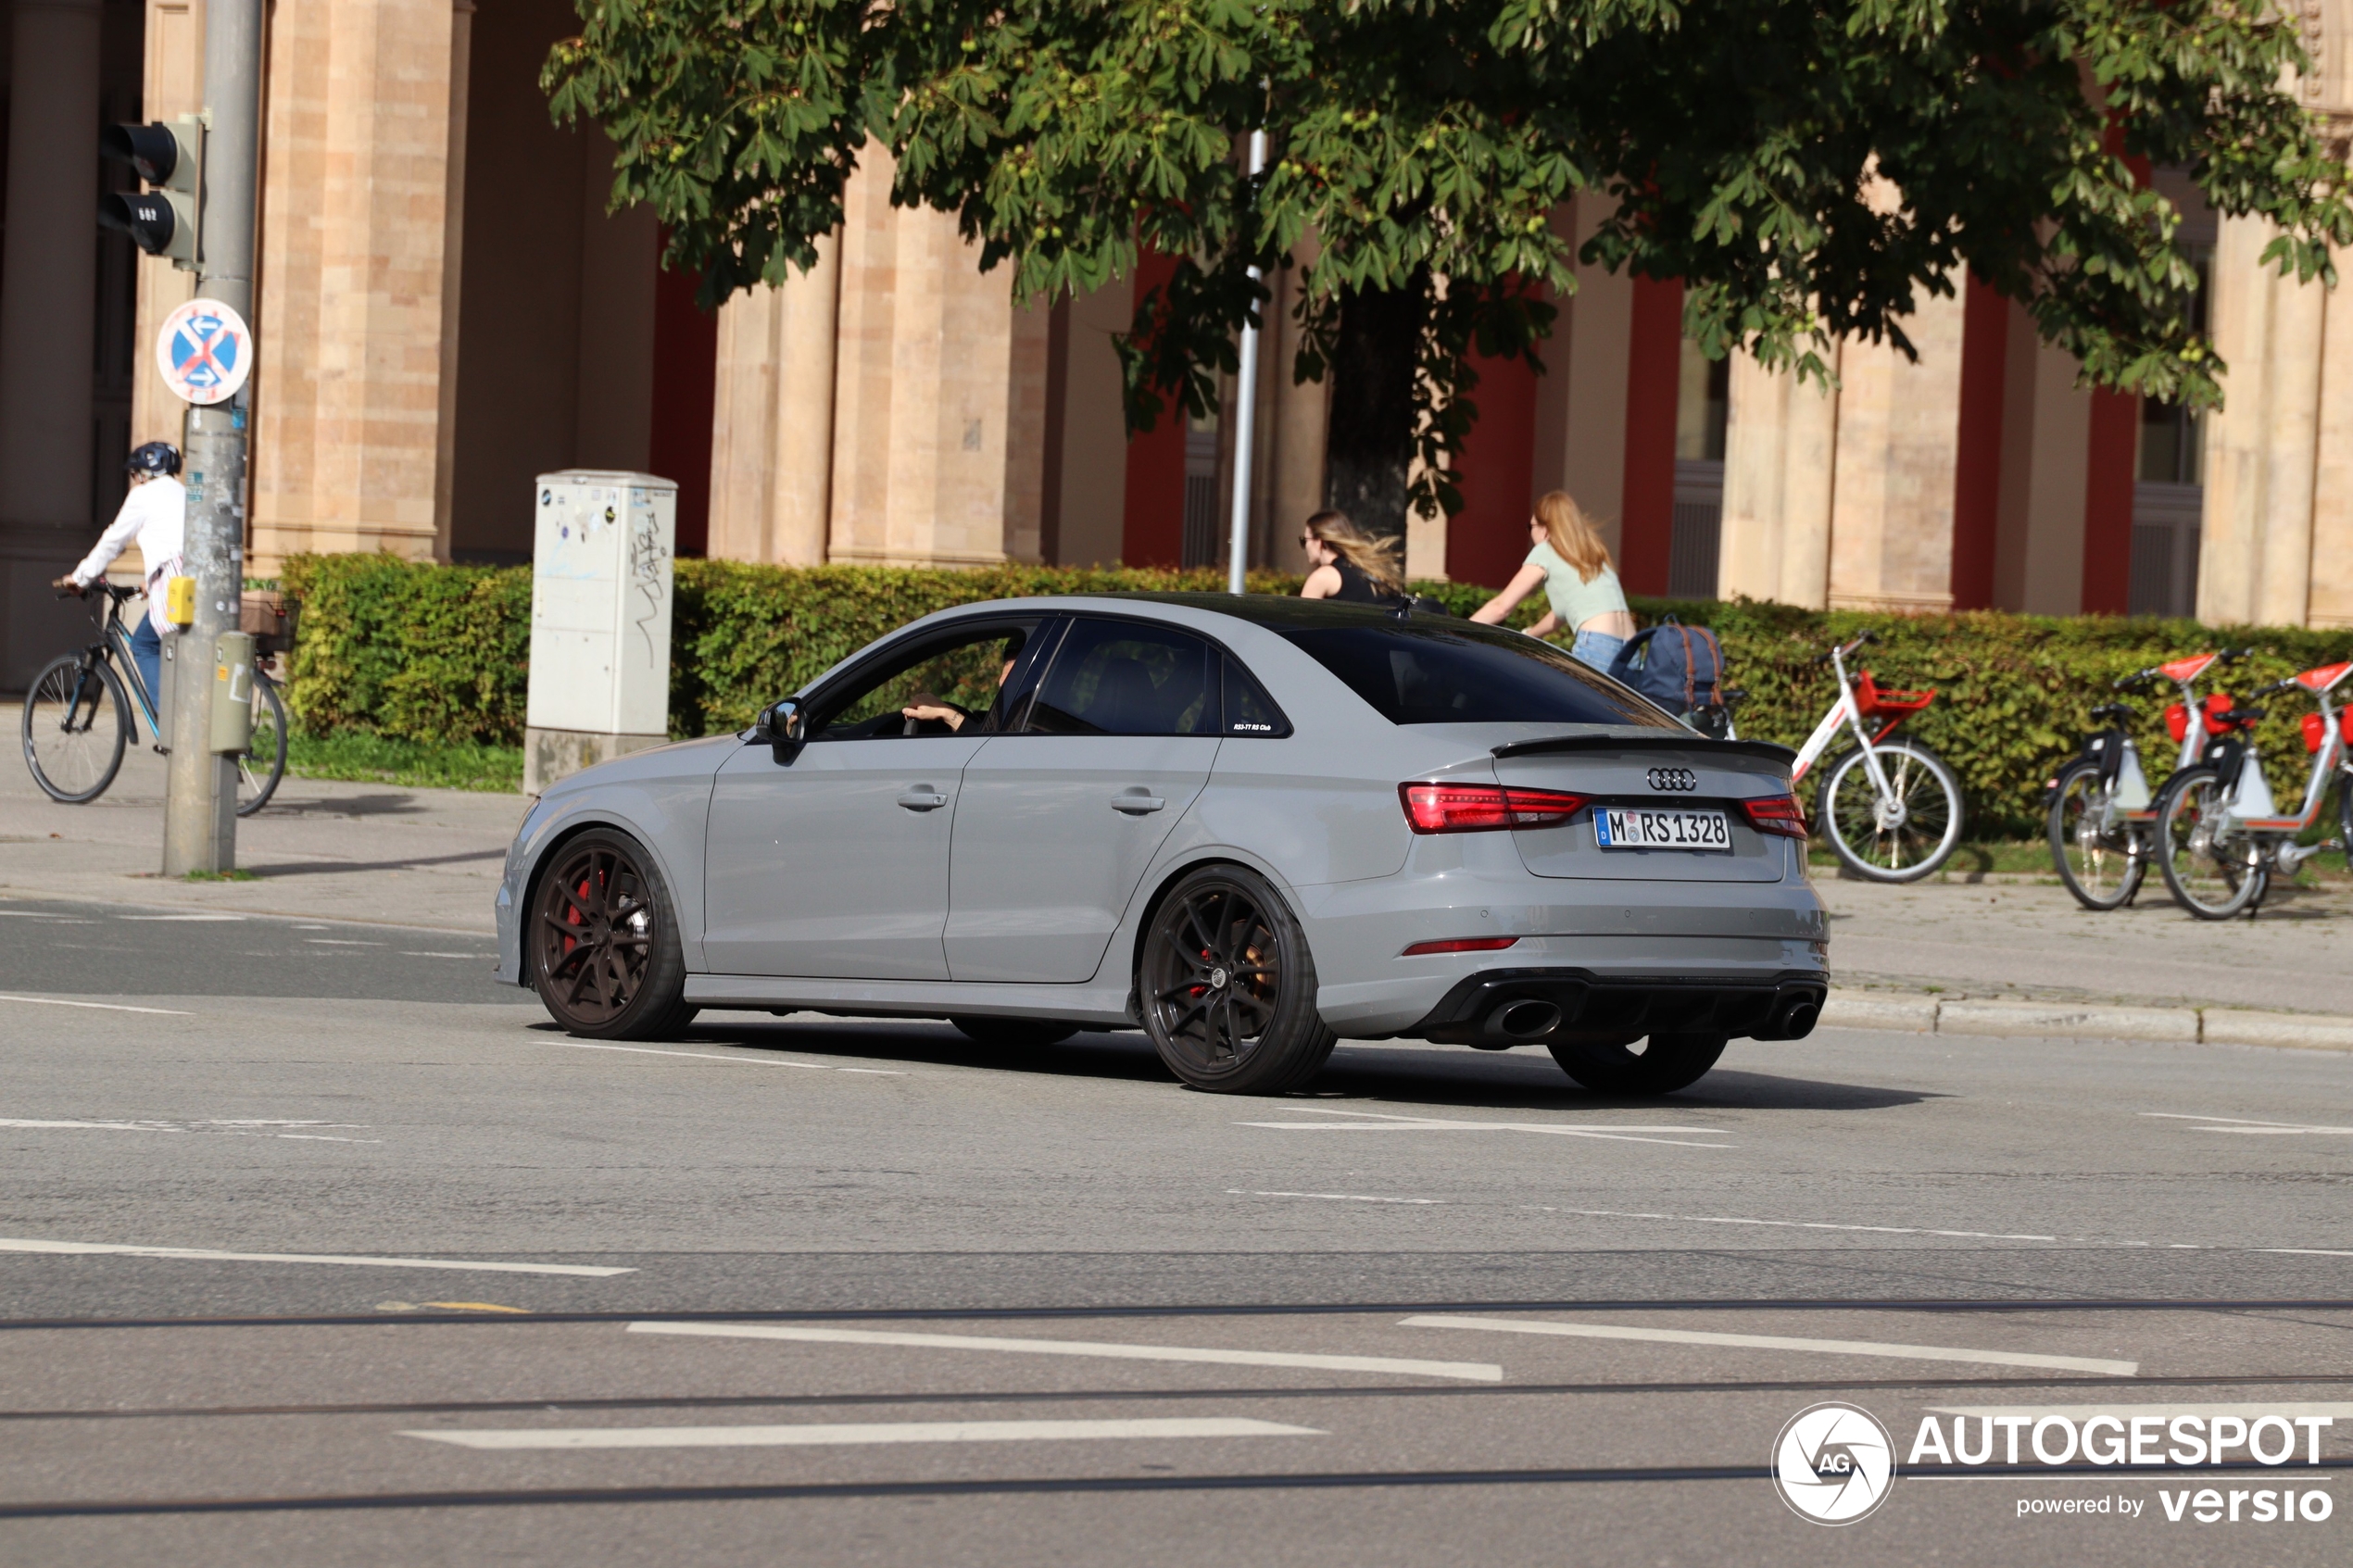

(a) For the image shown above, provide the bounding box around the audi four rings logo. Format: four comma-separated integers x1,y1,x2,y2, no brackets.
1646,767,1698,792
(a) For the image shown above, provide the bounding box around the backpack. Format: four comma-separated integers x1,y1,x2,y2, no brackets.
1605,615,1724,715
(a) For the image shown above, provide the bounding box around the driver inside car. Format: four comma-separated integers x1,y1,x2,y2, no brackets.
900,630,1026,734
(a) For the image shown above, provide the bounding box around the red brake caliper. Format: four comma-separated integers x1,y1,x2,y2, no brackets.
563,872,593,956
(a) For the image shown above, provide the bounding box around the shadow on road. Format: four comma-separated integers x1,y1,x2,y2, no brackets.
667,1016,1940,1112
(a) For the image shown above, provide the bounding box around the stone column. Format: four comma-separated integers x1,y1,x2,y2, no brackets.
1718,349,1838,608
2308,272,2353,629
826,148,1045,568
0,0,105,684
707,235,840,567
248,0,458,572
2200,212,2328,627
431,0,474,559
1825,288,1967,613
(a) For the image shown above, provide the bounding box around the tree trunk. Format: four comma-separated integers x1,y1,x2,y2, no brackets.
1321,278,1426,540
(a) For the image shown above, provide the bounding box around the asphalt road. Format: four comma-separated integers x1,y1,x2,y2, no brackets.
4,894,2352,1565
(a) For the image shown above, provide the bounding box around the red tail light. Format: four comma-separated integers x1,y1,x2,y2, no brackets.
1402,936,1520,956
1740,794,1810,840
1400,783,1589,834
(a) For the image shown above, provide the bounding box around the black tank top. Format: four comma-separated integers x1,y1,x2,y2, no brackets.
1327,556,1402,605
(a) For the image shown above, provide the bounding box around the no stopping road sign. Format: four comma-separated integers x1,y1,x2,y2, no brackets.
157,298,253,406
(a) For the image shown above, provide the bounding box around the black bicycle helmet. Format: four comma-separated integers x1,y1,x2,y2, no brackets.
124,441,181,477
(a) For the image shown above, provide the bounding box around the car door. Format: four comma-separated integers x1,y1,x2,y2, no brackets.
702,618,1046,979
946,616,1223,984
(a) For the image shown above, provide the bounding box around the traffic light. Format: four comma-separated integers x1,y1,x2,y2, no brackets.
99,116,203,267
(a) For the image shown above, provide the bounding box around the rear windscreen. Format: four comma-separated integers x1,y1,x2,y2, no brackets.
1279,621,1681,728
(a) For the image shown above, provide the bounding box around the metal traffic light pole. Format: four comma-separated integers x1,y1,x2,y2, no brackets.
161,0,262,875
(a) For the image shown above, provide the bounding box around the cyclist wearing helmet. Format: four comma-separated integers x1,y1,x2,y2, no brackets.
53,442,184,729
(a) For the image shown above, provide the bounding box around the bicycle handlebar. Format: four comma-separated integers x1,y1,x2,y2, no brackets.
2089,702,2134,723
1815,631,1872,666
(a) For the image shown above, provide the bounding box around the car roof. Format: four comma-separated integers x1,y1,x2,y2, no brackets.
920,592,1440,632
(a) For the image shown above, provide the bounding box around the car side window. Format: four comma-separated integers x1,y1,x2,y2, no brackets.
1221,656,1290,737
1026,619,1216,736
810,621,1045,740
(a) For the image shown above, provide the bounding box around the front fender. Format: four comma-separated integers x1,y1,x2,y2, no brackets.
494,738,730,985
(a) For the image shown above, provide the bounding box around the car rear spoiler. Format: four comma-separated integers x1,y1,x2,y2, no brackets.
1491,734,1799,766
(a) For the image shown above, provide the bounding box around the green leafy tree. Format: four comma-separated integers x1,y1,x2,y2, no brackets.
547,0,2351,536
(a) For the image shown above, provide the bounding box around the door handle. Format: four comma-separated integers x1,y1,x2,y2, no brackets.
1111,793,1166,814
897,787,949,811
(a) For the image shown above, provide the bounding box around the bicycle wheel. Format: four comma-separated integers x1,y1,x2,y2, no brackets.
2339,774,2353,872
2047,758,2145,911
21,654,130,804
235,669,287,817
1817,738,1964,882
2155,765,2266,920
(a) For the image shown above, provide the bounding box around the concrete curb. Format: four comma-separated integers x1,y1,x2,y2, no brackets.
1820,990,2353,1051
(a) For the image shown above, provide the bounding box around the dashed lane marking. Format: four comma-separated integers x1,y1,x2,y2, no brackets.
551,1042,906,1076
1230,1189,1441,1206
0,1239,634,1277
118,914,245,922
405,1417,1325,1450
0,995,192,1016
2142,1112,2353,1136
626,1321,1502,1383
0,1118,378,1142
1239,1107,1732,1148
1401,1315,2139,1376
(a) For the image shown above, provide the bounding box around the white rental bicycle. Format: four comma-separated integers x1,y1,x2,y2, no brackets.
1785,633,1965,882
2154,659,2353,919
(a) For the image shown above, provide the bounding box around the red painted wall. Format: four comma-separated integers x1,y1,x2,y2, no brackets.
2081,388,2139,614
1617,275,1681,596
1120,251,1186,567
1949,273,2009,611
1443,346,1539,589
649,237,718,558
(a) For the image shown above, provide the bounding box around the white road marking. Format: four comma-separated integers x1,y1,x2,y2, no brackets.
401,952,485,960
2142,1112,2353,1135
1239,1107,1731,1148
1402,1315,2138,1376
0,1117,378,1142
0,1238,633,1276
626,1321,1503,1382
552,1042,905,1076
1229,1188,1441,1206
305,939,382,947
407,1416,1324,1451
1931,1401,2353,1421
119,914,245,922
0,995,192,1016
1536,1206,2060,1242
0,912,92,922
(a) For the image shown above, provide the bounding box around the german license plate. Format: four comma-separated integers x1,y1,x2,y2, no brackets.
1594,807,1730,852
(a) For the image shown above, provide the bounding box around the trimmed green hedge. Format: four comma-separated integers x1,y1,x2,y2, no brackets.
278,552,2353,834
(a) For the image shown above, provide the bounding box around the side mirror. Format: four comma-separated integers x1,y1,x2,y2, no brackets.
751,699,805,762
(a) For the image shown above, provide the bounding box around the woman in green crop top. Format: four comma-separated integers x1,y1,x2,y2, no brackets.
1468,490,1635,669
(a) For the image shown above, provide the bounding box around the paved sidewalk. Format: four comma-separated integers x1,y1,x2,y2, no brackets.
2,745,522,933
1817,872,2353,1017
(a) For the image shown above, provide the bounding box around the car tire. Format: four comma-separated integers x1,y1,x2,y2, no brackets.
529,828,698,1040
951,1017,1078,1049
1139,864,1335,1096
1548,1032,1727,1095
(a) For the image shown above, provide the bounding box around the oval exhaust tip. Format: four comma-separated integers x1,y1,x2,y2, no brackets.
1490,998,1563,1040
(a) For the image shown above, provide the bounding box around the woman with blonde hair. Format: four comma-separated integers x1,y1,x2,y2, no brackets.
1470,490,1635,669
1297,510,1406,604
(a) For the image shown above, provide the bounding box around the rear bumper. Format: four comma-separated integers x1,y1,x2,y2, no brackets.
1406,966,1828,1047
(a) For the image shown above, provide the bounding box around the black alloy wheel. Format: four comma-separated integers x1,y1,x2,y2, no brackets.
951,1017,1078,1049
530,829,696,1039
1139,865,1334,1095
1548,1032,1728,1095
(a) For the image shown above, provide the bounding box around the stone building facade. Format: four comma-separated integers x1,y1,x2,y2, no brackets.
1,0,2349,687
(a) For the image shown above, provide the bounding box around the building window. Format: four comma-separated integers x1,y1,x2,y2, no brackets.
2128,249,2208,618
1668,341,1729,598
1181,409,1221,569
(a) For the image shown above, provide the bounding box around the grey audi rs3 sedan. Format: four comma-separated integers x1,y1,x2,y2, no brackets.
494,595,1828,1096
